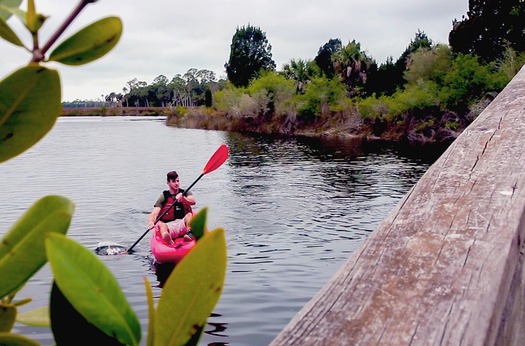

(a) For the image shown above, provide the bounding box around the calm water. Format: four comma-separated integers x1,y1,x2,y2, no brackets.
0,116,438,345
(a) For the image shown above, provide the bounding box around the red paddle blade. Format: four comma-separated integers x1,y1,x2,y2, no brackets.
203,144,229,174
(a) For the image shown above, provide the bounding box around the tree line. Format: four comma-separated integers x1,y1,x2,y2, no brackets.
62,68,223,108
64,0,525,132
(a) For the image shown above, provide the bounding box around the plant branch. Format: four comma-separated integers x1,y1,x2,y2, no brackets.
32,0,98,62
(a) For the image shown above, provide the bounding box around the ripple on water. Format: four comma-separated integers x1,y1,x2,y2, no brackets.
0,118,436,345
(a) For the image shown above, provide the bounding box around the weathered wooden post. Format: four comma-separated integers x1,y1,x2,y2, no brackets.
271,66,525,345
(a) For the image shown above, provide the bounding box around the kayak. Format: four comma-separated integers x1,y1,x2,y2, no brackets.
150,225,196,264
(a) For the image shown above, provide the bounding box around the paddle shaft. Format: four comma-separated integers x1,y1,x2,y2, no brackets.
183,173,204,194
126,178,200,253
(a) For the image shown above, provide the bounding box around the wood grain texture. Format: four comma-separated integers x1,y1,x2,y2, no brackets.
271,66,525,345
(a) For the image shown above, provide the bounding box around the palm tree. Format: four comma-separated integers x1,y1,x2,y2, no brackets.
332,40,376,96
122,87,129,107
281,59,319,93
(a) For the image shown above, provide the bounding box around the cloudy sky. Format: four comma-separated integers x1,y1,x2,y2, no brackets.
1,0,469,102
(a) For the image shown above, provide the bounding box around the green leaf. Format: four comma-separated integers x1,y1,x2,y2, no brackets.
0,304,16,332
0,0,23,21
48,16,122,66
0,332,40,345
16,306,49,327
144,278,155,346
25,0,34,32
0,195,74,298
24,0,45,34
50,281,125,345
45,233,141,346
11,297,31,307
189,208,207,240
0,16,24,47
154,228,227,346
6,6,26,26
0,65,61,163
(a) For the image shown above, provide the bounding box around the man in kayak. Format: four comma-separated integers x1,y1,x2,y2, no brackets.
148,170,196,245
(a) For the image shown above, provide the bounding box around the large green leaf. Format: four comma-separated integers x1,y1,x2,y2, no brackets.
0,332,40,345
0,65,61,163
48,16,122,66
45,233,141,346
0,16,24,46
0,195,74,298
154,228,227,346
0,0,23,21
189,208,207,240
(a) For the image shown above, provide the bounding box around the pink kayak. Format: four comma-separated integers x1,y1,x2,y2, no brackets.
150,226,196,264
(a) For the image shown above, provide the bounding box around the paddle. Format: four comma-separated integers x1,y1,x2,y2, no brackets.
125,144,229,253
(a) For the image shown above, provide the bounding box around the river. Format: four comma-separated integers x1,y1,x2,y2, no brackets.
0,116,439,345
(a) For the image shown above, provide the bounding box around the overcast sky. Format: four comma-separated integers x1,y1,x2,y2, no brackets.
1,0,469,102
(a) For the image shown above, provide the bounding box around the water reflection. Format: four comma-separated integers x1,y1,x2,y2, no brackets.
0,117,441,346
152,262,176,288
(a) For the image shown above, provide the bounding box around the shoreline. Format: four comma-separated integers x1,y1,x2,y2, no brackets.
60,105,470,153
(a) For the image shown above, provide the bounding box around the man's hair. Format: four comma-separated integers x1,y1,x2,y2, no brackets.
167,171,178,181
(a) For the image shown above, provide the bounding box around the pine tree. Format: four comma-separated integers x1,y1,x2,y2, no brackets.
449,0,525,62
224,25,276,88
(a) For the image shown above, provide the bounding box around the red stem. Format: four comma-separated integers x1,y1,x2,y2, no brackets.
32,0,96,62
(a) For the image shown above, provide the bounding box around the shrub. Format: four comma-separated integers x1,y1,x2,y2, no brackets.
247,71,296,116
213,85,246,114
175,105,189,117
440,54,509,111
297,77,346,119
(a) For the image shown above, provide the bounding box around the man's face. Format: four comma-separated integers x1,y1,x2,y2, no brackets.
167,178,180,190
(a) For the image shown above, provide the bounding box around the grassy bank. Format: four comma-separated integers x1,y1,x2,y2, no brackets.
61,101,491,154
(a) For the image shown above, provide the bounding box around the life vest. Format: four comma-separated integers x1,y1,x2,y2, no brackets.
158,189,192,222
